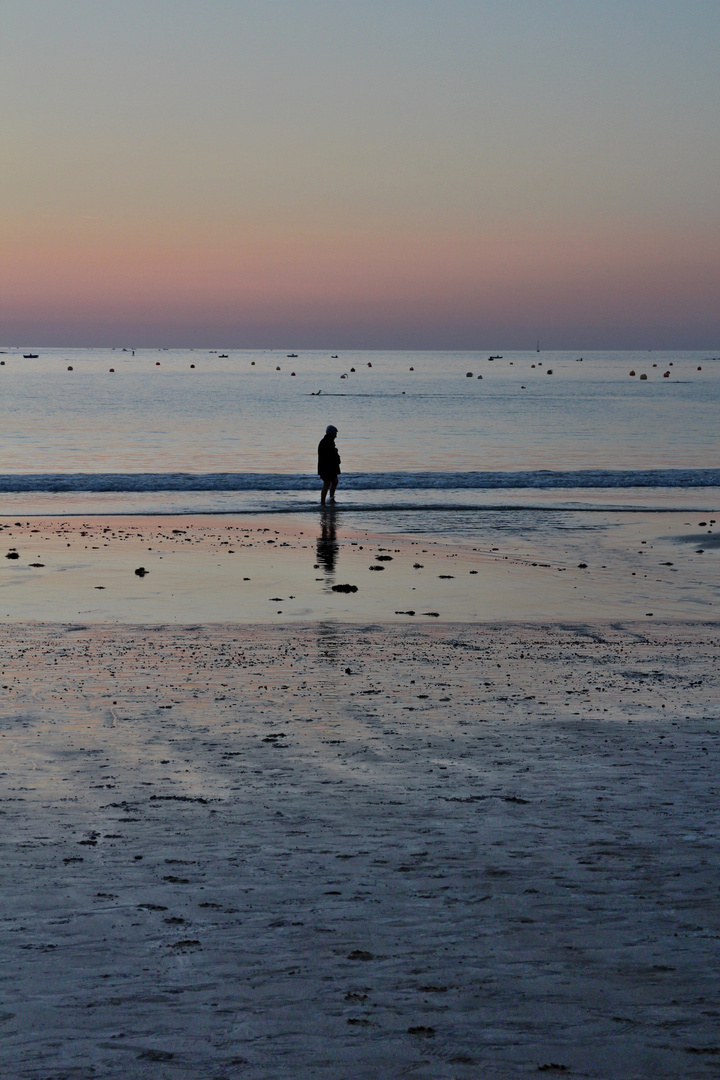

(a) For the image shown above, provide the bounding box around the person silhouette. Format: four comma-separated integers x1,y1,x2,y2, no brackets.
318,425,340,505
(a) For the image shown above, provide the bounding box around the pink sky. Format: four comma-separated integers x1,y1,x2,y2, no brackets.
3,218,718,348
2,1,719,348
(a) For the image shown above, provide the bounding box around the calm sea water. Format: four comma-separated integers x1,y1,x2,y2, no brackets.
1,347,718,524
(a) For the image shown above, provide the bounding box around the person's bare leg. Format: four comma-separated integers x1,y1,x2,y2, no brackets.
328,478,338,503
321,479,331,505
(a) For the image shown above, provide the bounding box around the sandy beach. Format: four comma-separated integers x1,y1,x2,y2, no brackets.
0,510,717,623
5,0,720,1073
2,601,719,1077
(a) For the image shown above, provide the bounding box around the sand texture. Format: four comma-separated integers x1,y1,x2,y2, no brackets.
1,620,719,1078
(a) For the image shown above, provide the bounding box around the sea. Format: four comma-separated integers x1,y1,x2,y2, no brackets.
1,346,718,537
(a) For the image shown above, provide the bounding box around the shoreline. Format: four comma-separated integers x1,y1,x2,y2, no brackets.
0,504,716,515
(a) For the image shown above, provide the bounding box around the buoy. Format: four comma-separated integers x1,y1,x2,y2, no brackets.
190,363,195,368
156,361,160,366
466,372,473,378
409,366,414,371
367,362,372,367
109,368,114,372
67,366,73,371
640,373,648,380
663,371,670,377
276,366,281,371
290,371,296,376
350,367,355,372
629,370,635,376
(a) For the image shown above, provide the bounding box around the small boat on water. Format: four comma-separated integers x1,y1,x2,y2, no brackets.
23,353,38,358
287,353,298,358
219,354,229,358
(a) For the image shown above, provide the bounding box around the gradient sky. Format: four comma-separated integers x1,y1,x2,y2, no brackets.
2,0,719,348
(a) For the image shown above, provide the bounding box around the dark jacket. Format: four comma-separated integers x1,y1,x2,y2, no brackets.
318,434,341,478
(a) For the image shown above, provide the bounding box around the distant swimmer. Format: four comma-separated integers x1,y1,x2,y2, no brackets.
318,425,340,506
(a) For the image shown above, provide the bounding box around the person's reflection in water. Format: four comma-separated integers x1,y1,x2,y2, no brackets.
316,508,338,583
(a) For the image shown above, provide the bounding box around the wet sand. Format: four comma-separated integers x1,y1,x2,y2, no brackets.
0,510,717,622
2,618,719,1078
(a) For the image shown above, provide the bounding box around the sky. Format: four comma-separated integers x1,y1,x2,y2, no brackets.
1,0,719,349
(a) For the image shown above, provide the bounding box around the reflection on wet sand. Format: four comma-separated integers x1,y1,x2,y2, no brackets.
316,509,338,581
316,515,344,678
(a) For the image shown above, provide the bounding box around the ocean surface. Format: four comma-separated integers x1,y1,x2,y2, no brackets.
1,347,718,531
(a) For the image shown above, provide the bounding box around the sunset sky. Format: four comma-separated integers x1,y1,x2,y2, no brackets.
2,0,719,349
